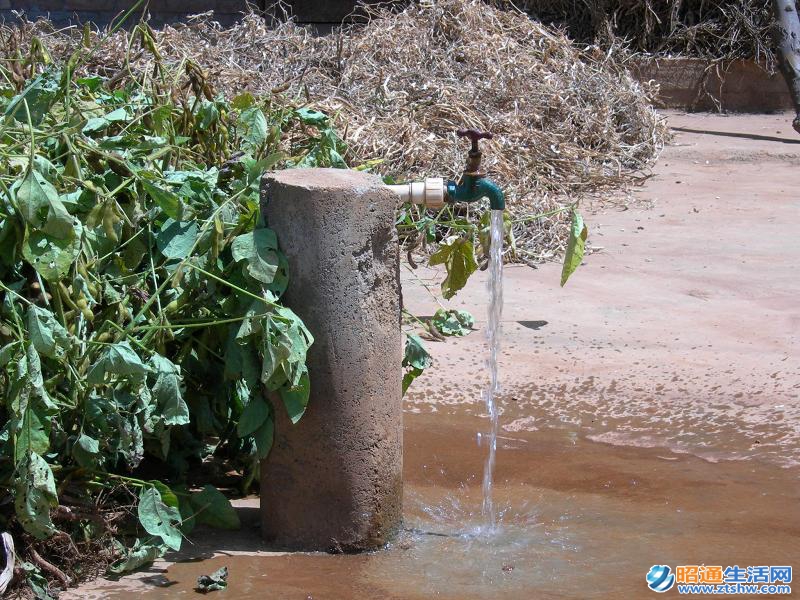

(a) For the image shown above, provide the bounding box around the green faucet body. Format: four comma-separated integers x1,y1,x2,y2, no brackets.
445,129,505,211
446,174,505,211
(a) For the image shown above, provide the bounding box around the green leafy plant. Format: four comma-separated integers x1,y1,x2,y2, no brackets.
0,31,349,592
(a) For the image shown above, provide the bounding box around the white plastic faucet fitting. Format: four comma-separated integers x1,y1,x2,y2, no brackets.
386,177,445,209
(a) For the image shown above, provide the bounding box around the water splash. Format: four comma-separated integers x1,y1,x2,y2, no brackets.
481,209,504,529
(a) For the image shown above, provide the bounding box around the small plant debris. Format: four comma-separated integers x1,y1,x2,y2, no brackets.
431,309,475,337
196,566,229,593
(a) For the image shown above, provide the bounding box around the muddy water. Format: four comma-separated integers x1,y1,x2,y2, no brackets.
88,409,799,600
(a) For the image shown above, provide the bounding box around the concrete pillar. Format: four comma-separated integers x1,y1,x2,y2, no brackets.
259,168,402,551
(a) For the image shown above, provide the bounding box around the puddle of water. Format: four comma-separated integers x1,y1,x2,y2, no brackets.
84,410,800,599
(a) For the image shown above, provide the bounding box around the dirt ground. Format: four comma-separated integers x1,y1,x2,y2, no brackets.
405,110,800,468
66,111,800,598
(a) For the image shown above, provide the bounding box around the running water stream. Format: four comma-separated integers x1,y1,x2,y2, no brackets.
481,209,504,530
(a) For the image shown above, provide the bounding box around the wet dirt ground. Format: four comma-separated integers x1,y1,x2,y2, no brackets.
68,112,800,598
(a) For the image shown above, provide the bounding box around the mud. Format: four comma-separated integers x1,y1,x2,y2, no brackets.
71,411,799,599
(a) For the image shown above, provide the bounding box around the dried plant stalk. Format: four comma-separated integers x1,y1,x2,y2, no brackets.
1,0,669,261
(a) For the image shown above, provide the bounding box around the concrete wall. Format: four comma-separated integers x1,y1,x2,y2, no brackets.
632,58,793,113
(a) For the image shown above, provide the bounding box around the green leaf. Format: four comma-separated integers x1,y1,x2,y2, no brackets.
231,228,280,285
87,342,149,385
15,168,76,239
76,75,103,90
0,342,18,367
150,481,179,508
109,540,164,574
71,433,100,468
149,355,189,426
232,93,255,110
196,566,229,592
279,367,310,424
21,344,57,412
141,180,183,220
431,308,475,337
428,235,478,299
14,453,58,539
296,107,329,126
196,100,219,130
237,396,269,437
156,218,198,260
137,486,182,551
402,334,431,395
82,107,131,134
560,209,588,287
5,69,61,125
27,305,72,358
176,487,196,534
22,224,82,282
403,334,432,370
189,485,240,530
402,368,423,395
253,413,275,460
238,107,268,149
16,405,50,463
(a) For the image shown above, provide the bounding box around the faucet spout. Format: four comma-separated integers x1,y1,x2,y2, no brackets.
446,175,505,211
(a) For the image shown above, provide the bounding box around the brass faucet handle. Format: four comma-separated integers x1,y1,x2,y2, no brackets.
456,129,494,153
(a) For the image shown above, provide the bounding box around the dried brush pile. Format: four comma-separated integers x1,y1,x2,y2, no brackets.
3,0,667,261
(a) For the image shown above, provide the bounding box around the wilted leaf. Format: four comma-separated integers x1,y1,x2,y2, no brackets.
22,224,82,282
87,342,149,385
429,235,478,299
71,433,100,468
403,334,432,371
149,355,189,426
231,93,254,110
402,334,432,395
195,100,219,130
16,406,50,463
141,180,183,220
560,210,588,287
109,540,164,574
296,107,328,125
431,309,475,337
27,305,72,358
14,453,58,539
196,566,228,593
5,70,61,124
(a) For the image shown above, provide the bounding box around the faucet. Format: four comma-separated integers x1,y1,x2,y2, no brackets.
446,129,505,211
386,128,505,211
